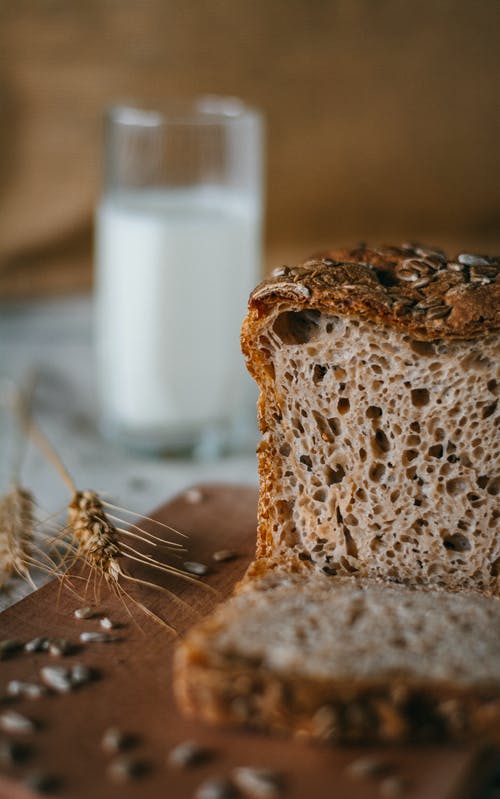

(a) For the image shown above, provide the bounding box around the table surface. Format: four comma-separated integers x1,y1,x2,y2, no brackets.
0,295,258,611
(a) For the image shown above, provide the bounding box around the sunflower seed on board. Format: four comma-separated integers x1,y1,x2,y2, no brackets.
0,640,23,659
167,740,212,769
379,775,409,798
0,710,36,735
40,666,73,693
74,606,99,620
70,664,93,687
24,771,60,795
7,681,47,700
79,631,117,644
24,637,49,653
195,777,236,799
183,488,204,505
212,550,238,563
0,739,33,765
346,755,391,780
183,561,209,576
48,639,73,657
101,727,134,754
233,766,283,798
99,617,116,630
107,755,146,783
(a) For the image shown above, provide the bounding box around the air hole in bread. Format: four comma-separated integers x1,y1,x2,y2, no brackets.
366,405,382,419
410,340,436,357
300,455,313,471
446,478,467,496
411,389,430,407
372,429,391,456
482,401,498,419
369,463,385,482
313,364,328,384
338,398,350,415
443,533,471,552
273,310,321,345
326,464,345,485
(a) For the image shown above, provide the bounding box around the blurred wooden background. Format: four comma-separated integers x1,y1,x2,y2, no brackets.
0,0,499,298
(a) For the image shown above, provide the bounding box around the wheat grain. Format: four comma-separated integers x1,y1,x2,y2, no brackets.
0,485,35,589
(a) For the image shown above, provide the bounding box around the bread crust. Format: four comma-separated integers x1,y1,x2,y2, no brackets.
242,244,499,345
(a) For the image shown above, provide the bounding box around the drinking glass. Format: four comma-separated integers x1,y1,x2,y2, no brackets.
94,97,264,455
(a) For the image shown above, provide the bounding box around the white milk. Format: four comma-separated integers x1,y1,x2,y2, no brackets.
95,187,261,452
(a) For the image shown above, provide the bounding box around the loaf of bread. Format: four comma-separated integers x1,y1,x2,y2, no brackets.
175,570,500,742
241,244,499,594
175,244,500,743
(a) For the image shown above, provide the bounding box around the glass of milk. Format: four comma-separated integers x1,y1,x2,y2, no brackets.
94,97,264,455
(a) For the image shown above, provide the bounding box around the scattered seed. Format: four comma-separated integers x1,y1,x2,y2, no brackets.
379,775,409,798
70,664,93,687
183,489,204,505
74,606,99,620
49,639,74,657
183,561,209,576
99,617,116,630
195,777,236,799
24,771,60,795
0,738,33,765
7,681,47,700
0,710,36,734
346,755,391,780
0,640,23,659
107,755,147,783
101,727,134,754
168,740,212,769
79,631,117,644
426,305,451,320
458,253,491,267
233,766,283,798
40,666,73,693
25,637,49,653
212,550,239,563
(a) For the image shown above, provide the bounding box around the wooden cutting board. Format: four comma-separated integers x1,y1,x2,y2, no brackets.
0,484,497,799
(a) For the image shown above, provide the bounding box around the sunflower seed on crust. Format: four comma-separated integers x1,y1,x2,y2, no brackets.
0,710,36,735
458,253,491,267
167,740,212,769
233,766,283,798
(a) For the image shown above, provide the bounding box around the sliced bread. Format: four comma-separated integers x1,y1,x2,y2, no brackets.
175,569,500,743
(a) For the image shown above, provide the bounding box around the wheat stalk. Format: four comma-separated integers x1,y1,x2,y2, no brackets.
26,418,207,630
0,485,35,589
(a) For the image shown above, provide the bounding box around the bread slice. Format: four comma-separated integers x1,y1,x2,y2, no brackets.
241,244,500,594
175,569,500,743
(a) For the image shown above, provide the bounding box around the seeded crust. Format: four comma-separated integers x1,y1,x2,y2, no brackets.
241,244,500,594
244,244,500,344
175,571,500,743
